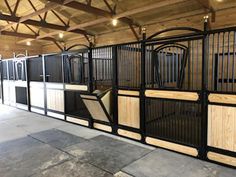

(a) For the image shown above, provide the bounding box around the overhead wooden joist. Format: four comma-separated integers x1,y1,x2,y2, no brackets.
0,13,91,35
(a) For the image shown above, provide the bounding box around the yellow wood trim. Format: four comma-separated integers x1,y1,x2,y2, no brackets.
207,152,236,167
146,137,198,157
67,116,89,127
118,129,141,140
65,84,88,91
80,95,97,100
94,123,112,132
145,90,199,101
209,94,236,104
118,90,139,96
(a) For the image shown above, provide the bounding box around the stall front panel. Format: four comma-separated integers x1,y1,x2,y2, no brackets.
63,49,91,126
206,29,236,166
44,54,64,119
28,56,45,114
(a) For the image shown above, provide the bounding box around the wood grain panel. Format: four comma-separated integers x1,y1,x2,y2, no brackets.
46,89,64,112
207,152,236,167
66,116,89,126
94,123,112,132
118,129,141,140
118,96,140,128
118,90,139,96
30,87,44,108
209,94,236,104
146,137,198,157
208,105,236,152
83,99,109,122
80,95,97,100
101,90,112,116
65,84,88,91
145,90,199,101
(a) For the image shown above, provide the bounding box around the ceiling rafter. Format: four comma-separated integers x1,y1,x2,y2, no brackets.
47,0,139,27
0,13,92,35
27,0,44,21
0,0,76,32
51,10,67,26
17,0,186,43
13,0,21,16
4,0,13,15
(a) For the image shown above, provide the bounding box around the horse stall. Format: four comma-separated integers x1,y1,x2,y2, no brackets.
1,59,16,106
28,56,45,114
80,46,114,132
63,46,91,126
14,56,28,110
44,54,64,120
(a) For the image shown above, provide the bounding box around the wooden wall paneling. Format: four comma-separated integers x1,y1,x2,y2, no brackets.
118,95,140,128
208,105,236,152
93,123,112,132
145,90,199,101
118,90,139,96
46,89,64,112
66,116,89,126
146,137,198,157
65,84,88,91
209,94,236,104
207,152,236,167
30,82,44,108
118,129,141,140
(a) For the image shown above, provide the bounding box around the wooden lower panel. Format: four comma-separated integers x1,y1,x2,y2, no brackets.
146,137,198,157
47,89,64,112
118,90,139,96
67,116,89,126
101,90,112,115
208,105,236,152
118,129,141,140
118,96,140,128
209,93,236,104
207,152,236,167
65,84,88,91
47,111,64,120
145,90,199,101
30,87,44,108
83,99,109,122
94,123,112,132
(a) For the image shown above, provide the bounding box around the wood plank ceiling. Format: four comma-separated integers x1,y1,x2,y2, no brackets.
0,0,236,51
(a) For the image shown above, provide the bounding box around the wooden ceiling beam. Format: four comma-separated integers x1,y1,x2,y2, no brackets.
18,0,186,42
0,0,75,31
0,14,91,35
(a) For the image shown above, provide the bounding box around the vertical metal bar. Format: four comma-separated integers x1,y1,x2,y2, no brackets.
0,59,3,104
112,46,118,134
88,42,93,93
227,32,230,92
192,41,194,89
140,29,146,143
25,59,31,111
233,32,236,91
42,55,47,115
222,32,225,91
212,34,215,91
196,40,199,89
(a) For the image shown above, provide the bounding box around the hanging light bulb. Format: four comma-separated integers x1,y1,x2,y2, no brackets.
112,19,118,26
26,41,31,46
59,32,64,39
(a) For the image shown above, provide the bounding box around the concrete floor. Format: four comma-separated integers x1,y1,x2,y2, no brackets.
0,104,235,177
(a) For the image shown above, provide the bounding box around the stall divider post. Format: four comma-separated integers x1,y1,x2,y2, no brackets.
112,46,118,134
200,16,209,160
88,42,94,128
25,58,31,111
140,28,146,143
0,58,3,104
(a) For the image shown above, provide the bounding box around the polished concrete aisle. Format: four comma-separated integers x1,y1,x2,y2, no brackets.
0,105,235,177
